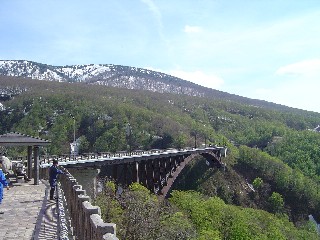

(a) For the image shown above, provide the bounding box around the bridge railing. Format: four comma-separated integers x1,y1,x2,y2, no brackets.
34,151,137,164
13,146,224,165
24,149,169,164
40,167,118,240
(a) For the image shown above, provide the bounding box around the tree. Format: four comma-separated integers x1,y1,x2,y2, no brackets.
252,177,263,189
78,135,90,154
94,126,126,152
269,192,284,213
173,133,187,149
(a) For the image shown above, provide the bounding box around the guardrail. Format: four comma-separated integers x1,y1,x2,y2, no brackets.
14,147,223,165
40,167,118,240
14,149,167,164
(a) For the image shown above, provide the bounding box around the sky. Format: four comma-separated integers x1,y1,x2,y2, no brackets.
1,0,320,113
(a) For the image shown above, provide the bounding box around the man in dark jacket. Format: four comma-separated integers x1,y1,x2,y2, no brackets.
49,159,64,200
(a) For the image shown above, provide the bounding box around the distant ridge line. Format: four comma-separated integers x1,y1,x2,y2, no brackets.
0,60,312,113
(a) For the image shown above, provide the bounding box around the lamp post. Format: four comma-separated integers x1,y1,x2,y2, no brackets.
73,117,76,144
126,123,132,153
204,124,207,148
70,116,76,160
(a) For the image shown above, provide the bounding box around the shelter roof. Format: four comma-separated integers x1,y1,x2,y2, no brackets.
0,132,51,147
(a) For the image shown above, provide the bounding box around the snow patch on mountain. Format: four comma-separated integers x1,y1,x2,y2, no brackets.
0,60,208,98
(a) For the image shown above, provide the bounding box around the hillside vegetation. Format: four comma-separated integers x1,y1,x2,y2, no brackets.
0,60,313,112
1,76,320,239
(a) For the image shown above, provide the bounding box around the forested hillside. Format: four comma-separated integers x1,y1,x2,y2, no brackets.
0,60,314,113
1,75,320,239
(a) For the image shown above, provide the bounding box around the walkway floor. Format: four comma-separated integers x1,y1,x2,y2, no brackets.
0,179,58,240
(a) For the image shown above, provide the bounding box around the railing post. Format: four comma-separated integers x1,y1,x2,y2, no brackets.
77,195,90,238
58,168,118,240
82,201,100,240
90,214,117,240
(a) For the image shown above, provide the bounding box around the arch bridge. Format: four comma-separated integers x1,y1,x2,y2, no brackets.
42,147,227,198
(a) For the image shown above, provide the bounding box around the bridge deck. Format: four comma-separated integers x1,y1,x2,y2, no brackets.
40,147,226,168
0,179,58,240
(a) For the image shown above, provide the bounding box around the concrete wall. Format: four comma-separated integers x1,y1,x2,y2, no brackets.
40,167,118,240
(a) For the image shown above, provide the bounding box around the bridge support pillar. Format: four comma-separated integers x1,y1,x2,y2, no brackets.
138,161,147,186
112,165,118,183
123,164,128,186
152,159,161,194
145,160,154,191
169,157,176,176
159,159,166,188
132,162,139,183
163,158,172,185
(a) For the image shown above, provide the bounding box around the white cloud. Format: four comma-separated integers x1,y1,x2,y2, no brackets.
184,25,202,33
276,59,320,77
140,0,170,51
245,59,320,112
140,0,164,36
140,0,162,25
252,83,319,113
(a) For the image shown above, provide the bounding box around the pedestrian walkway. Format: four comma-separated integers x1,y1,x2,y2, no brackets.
0,179,58,240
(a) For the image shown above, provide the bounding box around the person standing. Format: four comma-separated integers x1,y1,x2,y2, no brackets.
0,155,13,176
0,168,9,214
49,160,64,200
15,162,31,182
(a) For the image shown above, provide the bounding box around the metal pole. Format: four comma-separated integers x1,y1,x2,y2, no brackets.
126,123,132,153
73,117,76,143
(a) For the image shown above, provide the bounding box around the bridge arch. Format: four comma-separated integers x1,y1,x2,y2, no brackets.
40,147,227,199
100,148,227,199
156,150,226,198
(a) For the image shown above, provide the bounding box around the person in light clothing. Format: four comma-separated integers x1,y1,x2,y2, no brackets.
0,168,9,214
0,155,13,176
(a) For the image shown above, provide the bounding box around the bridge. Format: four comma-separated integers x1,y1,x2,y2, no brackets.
39,146,227,239
1,133,227,239
41,147,227,198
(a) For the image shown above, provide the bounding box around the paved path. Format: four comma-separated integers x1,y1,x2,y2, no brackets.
0,179,58,240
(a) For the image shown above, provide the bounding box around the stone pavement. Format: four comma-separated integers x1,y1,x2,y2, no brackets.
0,179,58,240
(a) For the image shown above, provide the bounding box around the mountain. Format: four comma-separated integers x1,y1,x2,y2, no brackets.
0,60,205,96
0,60,301,112
1,67,320,233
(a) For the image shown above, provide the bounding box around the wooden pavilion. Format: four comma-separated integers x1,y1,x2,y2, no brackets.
0,132,51,185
